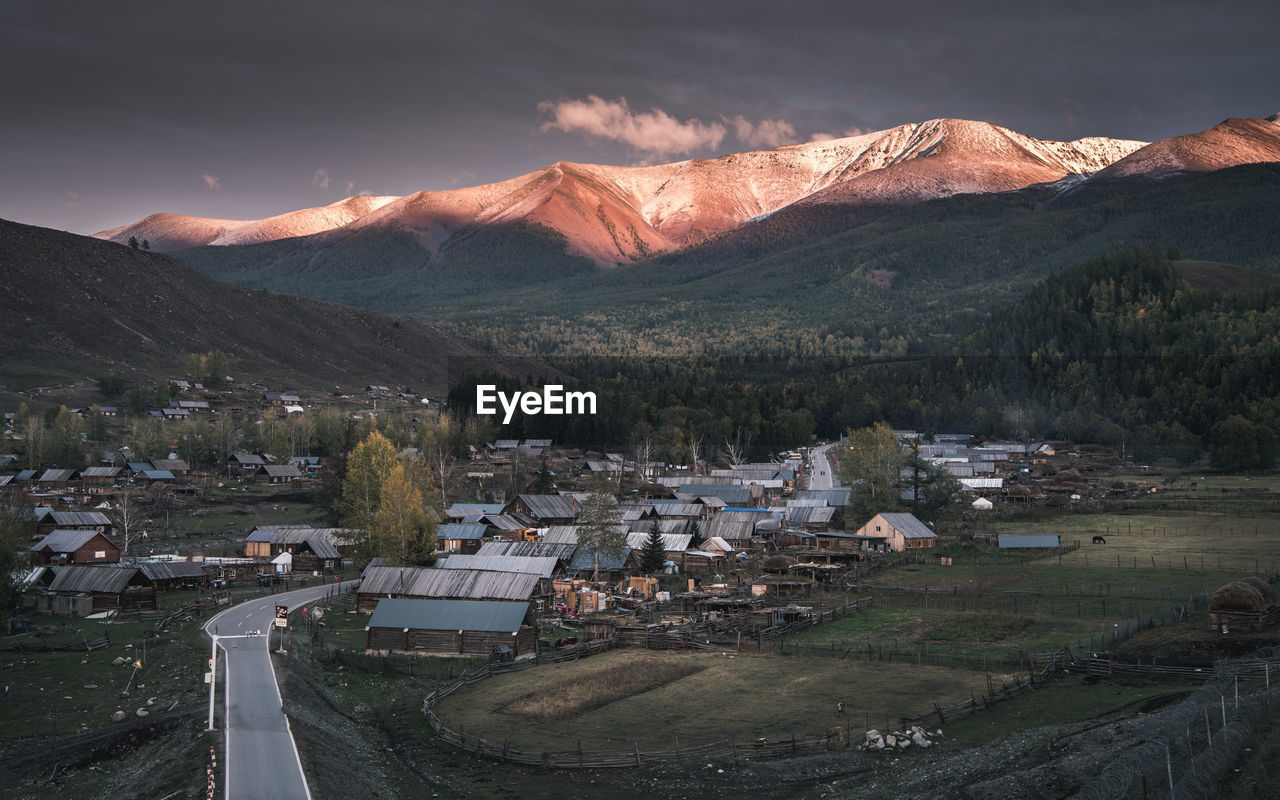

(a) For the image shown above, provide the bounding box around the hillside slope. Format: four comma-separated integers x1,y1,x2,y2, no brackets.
0,218,543,392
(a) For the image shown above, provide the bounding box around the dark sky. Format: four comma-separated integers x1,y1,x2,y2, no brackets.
2,0,1275,235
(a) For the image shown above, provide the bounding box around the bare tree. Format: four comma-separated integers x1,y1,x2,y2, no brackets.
109,490,146,557
428,444,458,509
633,435,654,484
722,428,752,468
687,429,704,477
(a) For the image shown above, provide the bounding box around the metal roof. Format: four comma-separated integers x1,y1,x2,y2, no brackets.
31,529,109,553
998,534,1061,549
446,503,505,518
569,547,633,572
436,554,558,579
701,519,757,542
678,484,752,505
625,532,692,552
784,506,836,525
80,466,122,478
49,510,112,527
360,566,541,601
541,525,580,544
48,565,145,594
230,452,266,465
263,464,303,478
440,524,487,541
367,598,529,633
38,468,77,482
796,488,852,506
150,458,190,472
511,495,575,520
140,470,176,480
877,513,937,539
136,561,207,580
477,540,578,561
960,478,1005,490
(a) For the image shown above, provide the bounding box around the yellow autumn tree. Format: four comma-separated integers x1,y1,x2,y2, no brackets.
371,462,438,566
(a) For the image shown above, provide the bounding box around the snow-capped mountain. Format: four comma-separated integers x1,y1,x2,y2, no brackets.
95,115,1280,267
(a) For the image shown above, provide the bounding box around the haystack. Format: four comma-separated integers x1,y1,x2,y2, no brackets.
1210,580,1271,612
1240,577,1278,606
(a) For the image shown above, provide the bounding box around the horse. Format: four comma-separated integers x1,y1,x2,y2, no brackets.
1092,535,1107,544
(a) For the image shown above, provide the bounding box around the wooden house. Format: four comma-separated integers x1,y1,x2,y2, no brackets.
365,598,536,657
853,513,938,552
30,529,121,565
439,523,486,555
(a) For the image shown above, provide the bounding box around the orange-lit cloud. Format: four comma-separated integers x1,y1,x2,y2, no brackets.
538,95,726,157
311,168,331,189
201,173,221,190
725,115,798,148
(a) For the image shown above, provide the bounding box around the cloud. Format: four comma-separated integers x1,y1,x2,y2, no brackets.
538,95,726,158
344,180,357,195
311,168,331,189
725,115,798,149
64,190,79,208
810,125,870,143
201,173,221,190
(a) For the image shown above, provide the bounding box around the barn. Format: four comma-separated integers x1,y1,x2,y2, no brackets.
365,598,536,657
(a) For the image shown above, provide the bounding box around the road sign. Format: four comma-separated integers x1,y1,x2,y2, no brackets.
274,604,288,628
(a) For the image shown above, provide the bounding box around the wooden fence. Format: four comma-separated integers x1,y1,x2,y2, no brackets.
756,596,875,641
897,649,1069,729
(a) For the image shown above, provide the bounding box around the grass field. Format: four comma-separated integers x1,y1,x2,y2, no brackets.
0,614,205,739
435,648,1011,749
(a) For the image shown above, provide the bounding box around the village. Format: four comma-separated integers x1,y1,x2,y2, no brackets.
4,380,1280,800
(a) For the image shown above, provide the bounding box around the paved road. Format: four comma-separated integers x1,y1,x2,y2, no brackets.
205,582,352,800
807,442,840,490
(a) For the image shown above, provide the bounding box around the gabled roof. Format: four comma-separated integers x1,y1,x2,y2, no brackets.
263,464,303,478
439,524,487,541
877,513,937,539
368,597,529,633
140,469,176,480
32,529,110,553
784,506,836,525
796,488,852,506
360,565,541,601
477,540,578,562
445,503,505,518
569,547,633,572
151,458,191,472
16,469,38,481
48,564,143,593
231,452,266,465
436,554,558,579
38,468,77,482
625,532,692,552
137,561,206,580
511,494,575,520
48,510,112,527
542,525,580,544
80,466,122,478
678,484,752,505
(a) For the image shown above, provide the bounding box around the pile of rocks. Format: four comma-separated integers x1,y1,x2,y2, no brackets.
862,726,943,751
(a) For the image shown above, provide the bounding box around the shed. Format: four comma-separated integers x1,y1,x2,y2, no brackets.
365,598,535,657
42,564,155,614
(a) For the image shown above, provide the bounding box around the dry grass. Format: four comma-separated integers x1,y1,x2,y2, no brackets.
437,649,1010,749
504,656,702,721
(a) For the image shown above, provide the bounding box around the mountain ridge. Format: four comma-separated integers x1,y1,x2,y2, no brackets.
95,116,1160,266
